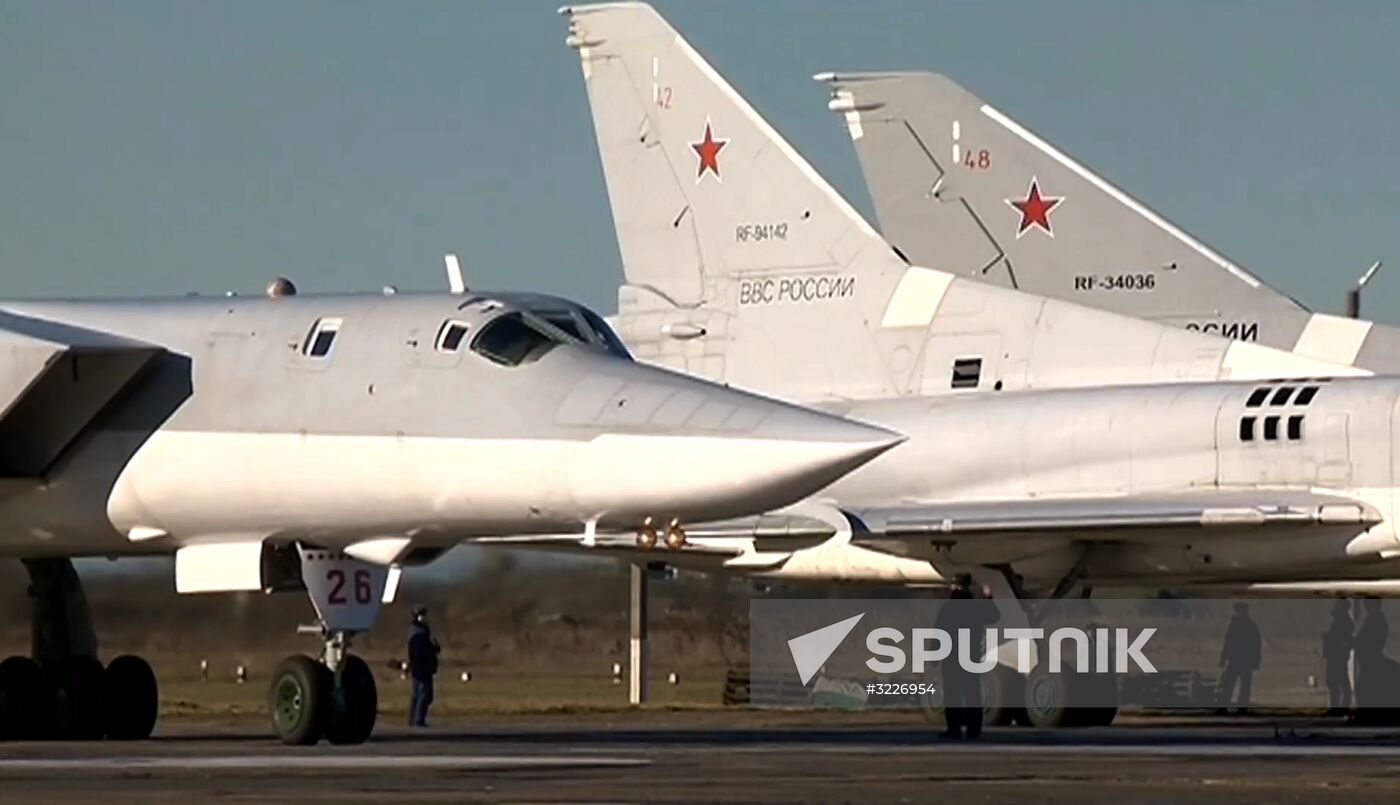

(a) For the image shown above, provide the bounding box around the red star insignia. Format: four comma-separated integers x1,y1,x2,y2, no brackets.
1006,178,1063,237
690,121,728,182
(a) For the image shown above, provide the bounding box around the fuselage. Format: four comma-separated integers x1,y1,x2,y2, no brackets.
0,292,898,558
664,376,1400,589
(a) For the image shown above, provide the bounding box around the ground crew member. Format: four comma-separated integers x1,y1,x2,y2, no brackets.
1216,602,1261,715
1322,600,1354,716
935,575,998,740
1353,597,1391,717
408,605,441,728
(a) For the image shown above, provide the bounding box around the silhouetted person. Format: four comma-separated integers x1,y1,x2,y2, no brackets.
1216,603,1260,715
408,605,441,727
1322,600,1354,716
1353,598,1390,718
934,575,998,740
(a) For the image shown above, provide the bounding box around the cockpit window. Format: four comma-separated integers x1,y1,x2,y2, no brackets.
302,317,342,359
435,320,470,353
471,312,564,367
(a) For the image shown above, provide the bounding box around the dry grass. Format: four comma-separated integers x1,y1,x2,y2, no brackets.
0,551,831,716
0,557,1366,716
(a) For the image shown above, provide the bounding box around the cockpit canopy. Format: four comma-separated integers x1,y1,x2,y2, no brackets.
531,305,631,359
459,295,630,368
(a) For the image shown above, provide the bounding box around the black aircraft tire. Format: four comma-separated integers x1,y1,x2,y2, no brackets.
918,664,1023,730
0,656,46,740
269,655,332,746
983,666,1026,728
325,656,378,746
1087,705,1119,727
104,655,158,740
54,656,107,740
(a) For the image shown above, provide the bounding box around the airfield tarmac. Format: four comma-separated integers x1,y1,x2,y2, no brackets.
3,711,1400,804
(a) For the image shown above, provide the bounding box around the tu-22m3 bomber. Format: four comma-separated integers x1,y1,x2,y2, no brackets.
511,2,1400,727
0,284,900,744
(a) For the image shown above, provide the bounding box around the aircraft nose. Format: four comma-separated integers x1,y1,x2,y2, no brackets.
562,367,903,524
728,400,905,511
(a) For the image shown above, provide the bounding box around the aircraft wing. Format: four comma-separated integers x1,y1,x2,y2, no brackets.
0,311,165,476
850,489,1380,543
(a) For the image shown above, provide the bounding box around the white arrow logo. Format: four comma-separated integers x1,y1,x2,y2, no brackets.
787,613,865,685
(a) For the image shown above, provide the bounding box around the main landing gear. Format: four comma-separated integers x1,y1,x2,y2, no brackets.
267,546,391,746
0,558,158,741
922,563,1118,731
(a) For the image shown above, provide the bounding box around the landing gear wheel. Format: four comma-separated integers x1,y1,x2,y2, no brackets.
0,656,45,740
269,655,332,745
982,666,1026,728
918,666,1022,731
325,655,377,745
1080,673,1119,727
1025,667,1099,728
53,657,106,740
104,655,158,740
1025,667,1080,728
1085,705,1118,727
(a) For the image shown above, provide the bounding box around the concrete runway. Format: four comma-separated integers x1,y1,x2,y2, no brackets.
4,713,1400,803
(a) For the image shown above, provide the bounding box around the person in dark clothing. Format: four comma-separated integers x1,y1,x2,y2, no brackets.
1353,597,1390,713
1216,602,1261,715
934,575,999,740
1322,600,1354,716
408,605,441,728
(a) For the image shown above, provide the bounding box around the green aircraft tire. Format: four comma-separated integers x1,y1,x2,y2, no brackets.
269,655,332,745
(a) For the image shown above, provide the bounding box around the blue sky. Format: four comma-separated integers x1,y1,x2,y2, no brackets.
5,1,1399,320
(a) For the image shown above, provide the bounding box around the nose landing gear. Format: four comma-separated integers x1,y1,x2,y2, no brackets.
267,547,391,746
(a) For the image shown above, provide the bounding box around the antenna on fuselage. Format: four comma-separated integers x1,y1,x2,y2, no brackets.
1346,260,1382,318
444,253,467,294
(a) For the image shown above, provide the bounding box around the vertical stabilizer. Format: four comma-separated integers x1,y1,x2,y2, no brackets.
822,70,1400,372
562,3,1365,402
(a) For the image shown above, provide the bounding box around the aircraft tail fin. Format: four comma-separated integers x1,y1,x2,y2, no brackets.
819,70,1311,341
562,3,922,399
563,4,1365,402
562,3,902,297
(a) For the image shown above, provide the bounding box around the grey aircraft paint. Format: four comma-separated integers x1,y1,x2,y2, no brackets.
561,2,1362,413
543,3,1400,595
0,284,913,748
820,71,1400,372
0,290,900,558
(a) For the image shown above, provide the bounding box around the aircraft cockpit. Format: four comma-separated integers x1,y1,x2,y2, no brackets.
471,311,567,367
457,293,631,368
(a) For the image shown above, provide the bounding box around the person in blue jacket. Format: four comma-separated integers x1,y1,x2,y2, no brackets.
408,605,441,727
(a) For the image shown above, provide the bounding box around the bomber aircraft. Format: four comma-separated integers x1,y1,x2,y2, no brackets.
488,3,1400,727
0,283,900,744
